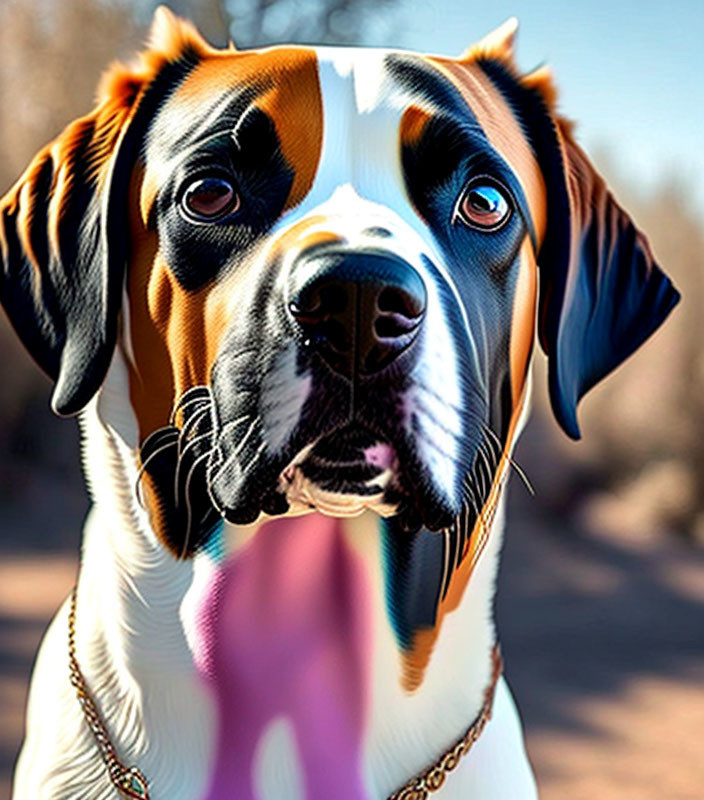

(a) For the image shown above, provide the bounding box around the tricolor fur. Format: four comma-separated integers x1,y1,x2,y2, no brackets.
1,9,678,799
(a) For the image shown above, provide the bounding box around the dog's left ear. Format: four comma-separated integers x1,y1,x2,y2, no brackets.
473,31,680,438
523,68,681,439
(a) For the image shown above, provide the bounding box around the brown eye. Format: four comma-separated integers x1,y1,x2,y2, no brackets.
456,180,511,230
182,177,239,222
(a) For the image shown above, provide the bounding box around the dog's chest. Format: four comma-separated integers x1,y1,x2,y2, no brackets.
186,515,374,799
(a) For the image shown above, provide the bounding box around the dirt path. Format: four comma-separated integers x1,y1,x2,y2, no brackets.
2,493,703,799
498,490,704,800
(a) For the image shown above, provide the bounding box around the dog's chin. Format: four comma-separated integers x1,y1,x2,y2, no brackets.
280,470,398,519
277,441,399,520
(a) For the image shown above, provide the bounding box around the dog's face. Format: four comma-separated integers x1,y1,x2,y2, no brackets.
0,12,678,565
129,34,546,554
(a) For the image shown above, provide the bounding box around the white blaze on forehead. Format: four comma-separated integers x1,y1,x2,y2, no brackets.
275,49,480,361
272,48,481,503
308,49,406,211
323,46,392,113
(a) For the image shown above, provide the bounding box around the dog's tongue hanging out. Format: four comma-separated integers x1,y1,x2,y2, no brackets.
193,514,373,800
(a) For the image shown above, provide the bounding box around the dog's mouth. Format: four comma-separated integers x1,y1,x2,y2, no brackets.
137,378,491,558
278,425,399,519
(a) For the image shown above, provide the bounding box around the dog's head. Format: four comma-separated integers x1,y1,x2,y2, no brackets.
0,11,678,558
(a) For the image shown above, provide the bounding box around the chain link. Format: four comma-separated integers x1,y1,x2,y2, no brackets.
69,584,150,799
387,645,503,800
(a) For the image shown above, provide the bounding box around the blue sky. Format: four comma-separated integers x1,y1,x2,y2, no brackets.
369,0,704,219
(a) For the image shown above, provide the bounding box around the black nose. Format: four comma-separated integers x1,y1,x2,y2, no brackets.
289,250,427,376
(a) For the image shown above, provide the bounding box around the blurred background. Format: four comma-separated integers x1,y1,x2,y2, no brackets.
0,0,702,797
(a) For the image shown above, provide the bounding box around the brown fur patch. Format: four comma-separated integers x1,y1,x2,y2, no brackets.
171,47,322,211
428,56,547,246
400,105,432,148
126,206,232,441
509,240,538,407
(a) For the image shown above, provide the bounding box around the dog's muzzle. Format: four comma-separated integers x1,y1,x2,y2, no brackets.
288,248,427,377
271,246,427,518
168,241,453,543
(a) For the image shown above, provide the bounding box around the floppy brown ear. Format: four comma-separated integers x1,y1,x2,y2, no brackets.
0,81,144,415
526,68,680,438
477,57,680,438
0,6,210,416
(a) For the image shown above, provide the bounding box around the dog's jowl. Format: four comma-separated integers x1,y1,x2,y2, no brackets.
0,10,678,800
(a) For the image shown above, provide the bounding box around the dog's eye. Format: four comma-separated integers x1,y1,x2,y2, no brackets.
181,177,239,222
456,180,511,230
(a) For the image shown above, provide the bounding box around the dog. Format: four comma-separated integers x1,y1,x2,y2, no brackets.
1,8,679,799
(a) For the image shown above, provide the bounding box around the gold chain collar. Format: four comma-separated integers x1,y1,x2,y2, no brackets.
69,581,502,800
68,585,150,799
388,644,503,800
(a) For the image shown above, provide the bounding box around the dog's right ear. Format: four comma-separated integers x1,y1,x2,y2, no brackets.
0,7,211,416
0,74,144,416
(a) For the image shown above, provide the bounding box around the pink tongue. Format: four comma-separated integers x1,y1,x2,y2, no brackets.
364,442,395,470
194,514,372,799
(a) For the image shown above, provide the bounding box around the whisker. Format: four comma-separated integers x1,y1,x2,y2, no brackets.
135,437,178,507
458,504,471,568
481,421,534,495
205,457,226,519
211,437,267,499
218,413,254,439
479,421,534,495
239,441,267,481
174,430,214,506
461,474,482,521
177,407,212,452
478,436,498,478
170,386,212,425
481,422,502,453
506,454,535,495
212,416,261,476
170,397,209,426
441,528,453,599
469,516,490,573
179,385,212,401
474,449,488,500
180,450,212,560
139,426,179,455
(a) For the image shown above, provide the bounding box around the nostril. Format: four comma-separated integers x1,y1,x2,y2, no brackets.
290,282,348,321
377,286,424,319
319,318,348,352
320,283,348,315
374,316,413,338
